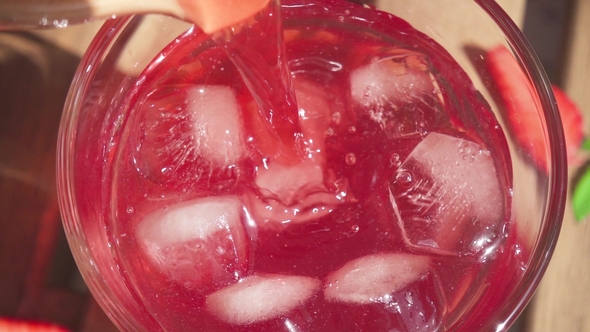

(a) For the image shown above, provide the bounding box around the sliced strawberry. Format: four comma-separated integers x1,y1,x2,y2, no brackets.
244,185,342,227
486,45,584,171
0,318,68,332
552,85,585,165
485,46,546,171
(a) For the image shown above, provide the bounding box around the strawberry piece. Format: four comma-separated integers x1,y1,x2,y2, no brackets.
552,85,585,165
0,318,68,332
486,46,546,171
486,45,584,171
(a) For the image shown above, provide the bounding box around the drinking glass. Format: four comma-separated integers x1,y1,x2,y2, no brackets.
57,0,567,330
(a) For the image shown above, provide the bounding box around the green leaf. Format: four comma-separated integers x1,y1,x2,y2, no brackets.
583,138,590,151
573,167,590,222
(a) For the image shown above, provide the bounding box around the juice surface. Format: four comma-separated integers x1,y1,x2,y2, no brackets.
97,0,526,330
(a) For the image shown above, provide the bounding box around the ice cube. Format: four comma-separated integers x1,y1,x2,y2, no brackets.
391,132,505,254
255,159,326,204
206,274,321,325
324,253,430,304
249,158,344,226
244,189,341,227
253,77,332,203
243,77,347,227
188,85,246,166
132,84,245,184
136,196,248,288
350,52,434,107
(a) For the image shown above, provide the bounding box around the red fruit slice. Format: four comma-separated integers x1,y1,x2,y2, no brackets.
486,45,584,170
206,274,321,325
486,46,546,171
324,253,430,304
0,318,68,332
135,196,248,289
552,85,584,165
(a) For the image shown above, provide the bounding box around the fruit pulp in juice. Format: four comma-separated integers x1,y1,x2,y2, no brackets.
104,0,526,330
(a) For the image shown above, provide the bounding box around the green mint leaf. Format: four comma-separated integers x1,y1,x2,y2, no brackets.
573,166,590,222
583,138,590,151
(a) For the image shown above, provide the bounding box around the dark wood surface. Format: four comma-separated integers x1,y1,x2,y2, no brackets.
0,31,117,331
524,0,590,330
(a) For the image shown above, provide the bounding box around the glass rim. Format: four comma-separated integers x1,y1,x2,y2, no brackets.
474,0,567,330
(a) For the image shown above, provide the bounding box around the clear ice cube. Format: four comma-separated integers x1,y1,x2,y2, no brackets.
324,253,430,304
255,159,326,204
350,52,443,140
206,274,321,325
249,160,343,226
187,85,246,165
133,85,245,183
390,132,505,255
135,196,248,288
350,52,434,107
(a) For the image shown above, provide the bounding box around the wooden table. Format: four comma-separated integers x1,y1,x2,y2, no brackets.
525,0,590,331
0,25,118,331
1,0,589,331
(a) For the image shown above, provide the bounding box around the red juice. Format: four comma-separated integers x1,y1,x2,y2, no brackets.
98,0,527,331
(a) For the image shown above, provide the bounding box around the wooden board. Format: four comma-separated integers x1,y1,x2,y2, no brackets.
525,0,590,330
497,0,527,26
